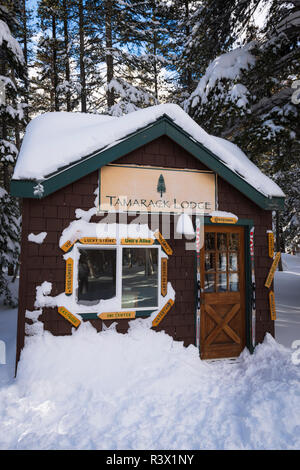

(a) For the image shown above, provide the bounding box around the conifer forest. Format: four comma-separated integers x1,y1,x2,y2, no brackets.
0,0,299,303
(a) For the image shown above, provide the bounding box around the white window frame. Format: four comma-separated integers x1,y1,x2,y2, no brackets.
74,243,161,312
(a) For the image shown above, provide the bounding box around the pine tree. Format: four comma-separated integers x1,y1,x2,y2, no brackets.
0,1,25,190
183,0,300,251
88,0,168,115
0,2,24,304
32,0,65,112
0,187,20,306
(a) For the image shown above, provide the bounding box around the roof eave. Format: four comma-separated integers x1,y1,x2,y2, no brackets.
10,115,285,211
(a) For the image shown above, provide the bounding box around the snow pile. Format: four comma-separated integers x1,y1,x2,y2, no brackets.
28,232,47,244
25,309,43,337
12,104,284,198
0,323,299,450
176,213,195,236
209,210,238,221
275,253,300,349
59,220,155,248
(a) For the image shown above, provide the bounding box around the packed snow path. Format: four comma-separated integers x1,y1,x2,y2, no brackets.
275,254,300,349
0,306,18,386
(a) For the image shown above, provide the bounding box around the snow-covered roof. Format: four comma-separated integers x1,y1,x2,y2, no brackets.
12,104,284,200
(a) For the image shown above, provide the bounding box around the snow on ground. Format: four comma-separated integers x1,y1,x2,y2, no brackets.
0,258,299,450
275,253,300,349
0,277,18,386
0,323,299,450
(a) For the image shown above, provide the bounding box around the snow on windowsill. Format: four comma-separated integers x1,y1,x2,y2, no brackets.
35,221,174,319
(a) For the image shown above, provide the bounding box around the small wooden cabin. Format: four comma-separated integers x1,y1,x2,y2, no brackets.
11,104,285,365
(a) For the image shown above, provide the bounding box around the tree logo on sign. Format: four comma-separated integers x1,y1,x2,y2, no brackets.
157,174,166,197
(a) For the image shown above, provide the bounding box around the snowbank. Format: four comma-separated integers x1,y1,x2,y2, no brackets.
12,104,284,199
275,253,300,349
0,322,299,450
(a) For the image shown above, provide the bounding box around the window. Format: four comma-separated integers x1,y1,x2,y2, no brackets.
204,232,240,293
78,248,116,304
76,245,160,311
122,248,159,309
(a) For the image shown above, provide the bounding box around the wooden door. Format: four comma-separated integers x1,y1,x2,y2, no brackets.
200,226,246,359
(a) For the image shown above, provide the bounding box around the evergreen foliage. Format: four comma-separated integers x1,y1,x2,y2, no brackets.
182,0,300,250
0,0,299,308
0,187,20,306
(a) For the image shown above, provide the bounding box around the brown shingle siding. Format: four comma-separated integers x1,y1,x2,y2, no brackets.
16,135,274,366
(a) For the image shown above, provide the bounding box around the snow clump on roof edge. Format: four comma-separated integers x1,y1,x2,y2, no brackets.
12,104,284,198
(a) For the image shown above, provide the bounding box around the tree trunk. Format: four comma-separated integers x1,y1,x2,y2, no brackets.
184,0,192,93
21,0,29,122
52,15,59,111
105,0,114,109
63,0,71,112
0,50,9,191
79,0,87,113
153,28,158,101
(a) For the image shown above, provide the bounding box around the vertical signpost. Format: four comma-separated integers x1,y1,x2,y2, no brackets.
267,232,274,259
161,258,168,297
269,291,276,321
250,227,256,349
265,252,281,288
195,217,201,351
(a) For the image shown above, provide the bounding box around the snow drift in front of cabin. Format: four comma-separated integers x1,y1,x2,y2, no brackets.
12,104,284,199
0,319,299,450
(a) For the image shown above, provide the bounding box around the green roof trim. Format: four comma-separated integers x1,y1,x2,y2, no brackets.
10,115,284,210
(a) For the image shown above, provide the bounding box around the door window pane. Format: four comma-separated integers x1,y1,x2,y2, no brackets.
204,273,215,292
229,233,239,251
122,248,158,308
78,249,116,303
217,252,227,271
229,253,238,271
217,233,227,251
229,273,239,292
216,273,227,292
205,233,215,250
205,252,215,272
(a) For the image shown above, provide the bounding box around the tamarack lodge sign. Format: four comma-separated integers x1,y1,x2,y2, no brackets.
99,164,216,214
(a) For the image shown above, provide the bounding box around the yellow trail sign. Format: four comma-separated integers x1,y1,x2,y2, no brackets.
154,231,173,256
60,239,76,252
265,252,281,288
269,291,276,320
152,299,174,327
98,311,136,320
58,306,81,328
121,238,154,245
210,216,237,224
268,232,274,258
65,258,74,295
79,237,116,245
161,258,168,297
